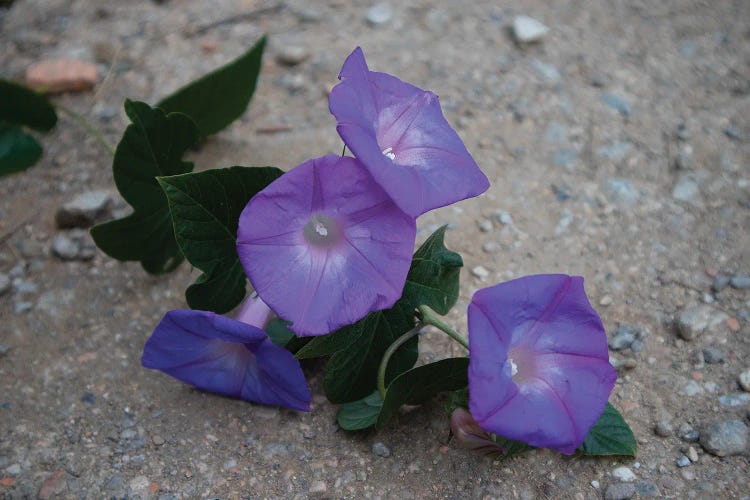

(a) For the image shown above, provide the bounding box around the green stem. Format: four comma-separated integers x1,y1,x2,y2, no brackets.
55,103,115,156
418,305,469,350
377,326,421,401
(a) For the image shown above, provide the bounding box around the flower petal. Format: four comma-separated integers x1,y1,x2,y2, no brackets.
237,155,416,336
142,309,311,411
467,274,616,454
329,47,489,217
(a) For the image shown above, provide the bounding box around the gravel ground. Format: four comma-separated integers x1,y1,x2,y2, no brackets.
1,0,749,498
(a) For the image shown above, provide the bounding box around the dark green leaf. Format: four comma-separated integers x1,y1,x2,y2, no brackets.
492,437,534,458
377,357,469,428
158,165,283,312
338,391,383,431
91,100,199,274
0,79,57,131
266,318,296,347
579,403,637,457
0,124,43,177
295,226,463,404
157,36,266,136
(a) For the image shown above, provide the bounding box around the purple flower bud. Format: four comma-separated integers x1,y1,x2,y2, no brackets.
450,408,506,457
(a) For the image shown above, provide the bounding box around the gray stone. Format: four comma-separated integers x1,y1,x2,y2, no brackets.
372,441,391,457
675,144,693,170
700,420,748,456
531,60,561,82
5,463,21,475
675,304,727,340
477,219,493,232
676,123,690,141
55,190,111,228
471,266,489,279
609,325,642,351
612,466,636,482
672,175,700,202
684,380,702,396
13,279,37,295
0,344,9,357
512,15,549,43
601,94,632,116
599,142,634,161
687,446,699,462
654,421,673,437
702,348,726,364
276,46,310,66
719,393,750,407
605,482,636,500
366,3,392,26
554,148,578,168
730,275,750,289
606,178,640,206
0,272,10,296
739,369,750,392
51,230,96,261
724,125,742,141
14,301,33,314
634,481,660,496
676,455,690,467
712,275,731,292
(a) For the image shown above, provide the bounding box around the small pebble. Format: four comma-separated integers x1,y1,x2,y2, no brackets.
654,421,673,437
512,15,549,43
738,370,750,392
699,419,749,456
372,441,391,457
675,304,727,340
276,46,310,66
702,348,726,364
471,266,489,279
612,466,636,482
477,219,493,232
591,480,600,489
0,273,10,296
55,190,111,228
712,274,730,292
309,480,327,495
730,275,750,289
719,393,750,407
152,435,165,446
600,295,613,306
604,482,636,500
366,3,393,26
482,241,499,254
25,58,98,94
687,446,698,462
601,94,632,116
676,455,691,467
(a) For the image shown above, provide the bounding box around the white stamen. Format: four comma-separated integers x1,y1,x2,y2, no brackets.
314,222,328,237
382,146,396,161
509,358,518,377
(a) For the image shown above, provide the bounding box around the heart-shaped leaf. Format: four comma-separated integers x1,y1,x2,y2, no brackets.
0,79,57,132
296,226,463,403
157,36,266,137
0,124,43,177
338,391,383,431
377,357,469,428
578,403,637,456
158,165,283,313
91,100,199,274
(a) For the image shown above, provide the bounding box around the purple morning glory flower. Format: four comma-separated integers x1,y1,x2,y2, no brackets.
328,47,490,218
142,295,311,411
467,274,617,455
236,154,416,337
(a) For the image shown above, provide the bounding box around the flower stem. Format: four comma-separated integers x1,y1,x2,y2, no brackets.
377,326,421,401
55,103,115,156
417,305,469,350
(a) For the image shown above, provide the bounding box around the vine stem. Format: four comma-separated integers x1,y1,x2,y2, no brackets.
55,103,115,156
376,326,421,401
417,305,469,350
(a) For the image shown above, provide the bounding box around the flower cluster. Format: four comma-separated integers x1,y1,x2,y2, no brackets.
141,47,617,455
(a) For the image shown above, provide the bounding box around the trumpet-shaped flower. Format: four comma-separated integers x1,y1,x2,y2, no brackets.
467,274,617,454
142,295,311,411
236,154,416,337
329,47,490,218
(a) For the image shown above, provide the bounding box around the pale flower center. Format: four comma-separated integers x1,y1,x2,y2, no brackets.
382,146,396,161
508,358,518,377
303,214,341,248
507,345,536,384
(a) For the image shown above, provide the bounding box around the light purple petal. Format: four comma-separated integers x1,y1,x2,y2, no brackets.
142,309,311,411
329,47,490,217
236,154,416,337
467,274,617,454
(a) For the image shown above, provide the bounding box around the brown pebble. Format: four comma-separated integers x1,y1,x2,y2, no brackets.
200,40,218,53
726,317,740,332
38,471,66,499
25,59,98,94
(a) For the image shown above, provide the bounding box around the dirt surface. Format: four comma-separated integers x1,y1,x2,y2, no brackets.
1,0,750,498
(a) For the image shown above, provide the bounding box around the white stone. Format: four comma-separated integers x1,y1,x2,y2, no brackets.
366,3,392,26
513,15,549,43
471,266,489,279
612,466,636,482
739,369,750,392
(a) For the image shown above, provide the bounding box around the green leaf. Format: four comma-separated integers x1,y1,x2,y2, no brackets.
157,36,266,136
265,318,296,347
158,165,283,313
377,357,469,428
91,100,200,274
0,79,58,131
0,124,43,177
296,226,463,404
338,391,383,431
579,403,637,457
492,437,534,458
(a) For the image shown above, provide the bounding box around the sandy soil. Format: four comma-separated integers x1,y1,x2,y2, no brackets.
1,0,749,498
